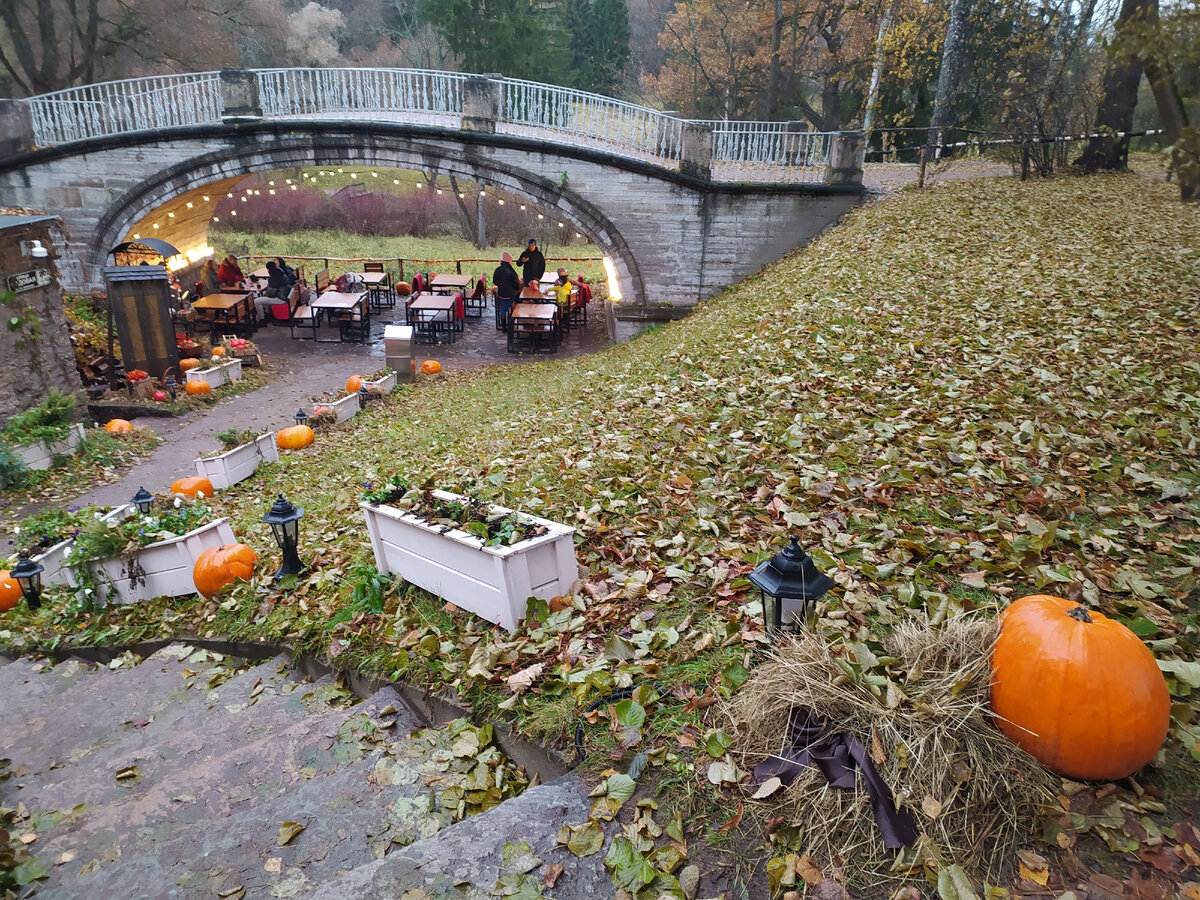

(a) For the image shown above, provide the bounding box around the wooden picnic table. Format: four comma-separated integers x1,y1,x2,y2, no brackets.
309,291,369,343
408,294,459,343
250,267,269,279
359,271,389,285
508,301,557,353
430,273,473,293
193,291,255,331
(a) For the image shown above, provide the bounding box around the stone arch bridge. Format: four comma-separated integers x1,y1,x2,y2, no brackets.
0,69,864,340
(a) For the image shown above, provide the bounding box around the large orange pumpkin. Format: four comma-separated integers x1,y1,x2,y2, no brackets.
346,374,365,393
990,594,1170,781
179,358,200,372
170,476,214,498
0,571,22,612
276,424,315,449
420,360,442,375
211,346,226,358
396,281,412,296
105,418,133,434
185,380,211,396
193,543,257,598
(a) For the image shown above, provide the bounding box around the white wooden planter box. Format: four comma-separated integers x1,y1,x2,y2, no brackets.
364,371,397,393
13,423,87,472
185,359,243,390
193,433,279,490
84,517,236,605
361,490,577,632
328,392,360,423
31,505,132,588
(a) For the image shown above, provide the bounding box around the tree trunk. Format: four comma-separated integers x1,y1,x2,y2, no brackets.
1140,0,1197,200
763,0,783,120
862,0,896,144
1074,0,1144,172
927,0,973,162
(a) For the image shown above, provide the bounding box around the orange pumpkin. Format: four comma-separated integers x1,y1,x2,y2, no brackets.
420,360,442,375
105,418,133,434
193,543,257,598
346,374,365,393
396,281,412,296
170,476,214,498
276,424,315,449
0,571,22,612
211,346,226,358
179,358,200,372
185,379,211,396
990,595,1170,781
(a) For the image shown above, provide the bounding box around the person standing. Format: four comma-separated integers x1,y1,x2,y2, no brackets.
493,252,521,331
517,238,545,287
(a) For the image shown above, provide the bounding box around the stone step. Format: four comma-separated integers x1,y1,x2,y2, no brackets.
307,775,611,900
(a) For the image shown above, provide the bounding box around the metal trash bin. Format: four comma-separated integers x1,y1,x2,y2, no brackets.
384,324,416,383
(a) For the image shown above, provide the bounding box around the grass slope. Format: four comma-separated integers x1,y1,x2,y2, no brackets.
7,172,1200,897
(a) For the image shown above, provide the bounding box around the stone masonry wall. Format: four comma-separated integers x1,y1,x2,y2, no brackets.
0,219,83,422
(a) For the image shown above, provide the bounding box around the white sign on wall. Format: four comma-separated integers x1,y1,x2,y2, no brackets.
6,269,52,293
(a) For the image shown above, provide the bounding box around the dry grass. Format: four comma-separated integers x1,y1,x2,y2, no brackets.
722,616,1055,886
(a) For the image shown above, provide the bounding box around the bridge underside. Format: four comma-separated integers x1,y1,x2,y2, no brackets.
0,122,863,340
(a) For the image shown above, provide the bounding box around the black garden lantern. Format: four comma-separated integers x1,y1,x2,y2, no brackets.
294,409,309,427
131,486,155,515
747,535,833,637
358,384,370,409
165,375,177,400
263,494,306,580
10,551,45,611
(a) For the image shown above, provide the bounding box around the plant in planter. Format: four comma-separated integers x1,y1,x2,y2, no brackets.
0,391,87,473
308,406,338,429
67,497,234,606
13,505,110,587
360,481,577,632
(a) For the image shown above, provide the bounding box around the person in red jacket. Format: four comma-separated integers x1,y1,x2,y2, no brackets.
218,253,245,287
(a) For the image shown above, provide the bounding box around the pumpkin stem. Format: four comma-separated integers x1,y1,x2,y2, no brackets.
1067,605,1093,623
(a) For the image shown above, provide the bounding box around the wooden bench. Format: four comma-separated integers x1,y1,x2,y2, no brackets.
289,285,319,340
314,268,330,296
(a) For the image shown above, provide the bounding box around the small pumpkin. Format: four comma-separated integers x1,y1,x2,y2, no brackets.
170,476,214,498
420,360,442,375
0,572,22,612
396,281,412,296
276,424,315,449
346,374,365,393
105,418,133,434
179,358,200,372
193,543,257,598
990,594,1170,781
211,346,226,358
185,380,211,396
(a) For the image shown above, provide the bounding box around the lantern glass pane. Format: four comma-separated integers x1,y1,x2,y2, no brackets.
270,521,287,547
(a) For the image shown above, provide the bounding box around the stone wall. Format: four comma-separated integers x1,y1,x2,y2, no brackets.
0,217,83,422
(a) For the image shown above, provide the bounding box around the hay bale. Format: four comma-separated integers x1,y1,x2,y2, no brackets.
723,615,1054,884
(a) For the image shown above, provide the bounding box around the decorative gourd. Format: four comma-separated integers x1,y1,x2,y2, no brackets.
211,347,226,358
420,360,442,375
193,543,257,598
275,424,315,449
180,358,199,372
153,390,168,402
990,594,1170,781
346,374,364,393
170,476,214,498
185,380,211,396
105,418,133,434
0,572,22,612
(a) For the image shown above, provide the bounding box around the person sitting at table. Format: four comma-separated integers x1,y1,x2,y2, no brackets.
264,260,292,299
218,253,244,287
274,256,298,285
517,238,545,287
493,252,521,331
199,259,221,296
551,268,574,308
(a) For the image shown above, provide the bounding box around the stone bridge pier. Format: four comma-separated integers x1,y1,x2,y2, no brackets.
0,76,864,341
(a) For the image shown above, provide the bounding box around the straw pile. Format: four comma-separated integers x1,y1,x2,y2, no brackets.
723,615,1055,884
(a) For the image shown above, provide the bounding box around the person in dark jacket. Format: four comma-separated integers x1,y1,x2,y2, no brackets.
274,256,298,284
516,239,545,286
492,252,521,331
264,261,292,298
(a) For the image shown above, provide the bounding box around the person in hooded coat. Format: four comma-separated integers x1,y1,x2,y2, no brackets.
516,239,545,286
492,252,521,331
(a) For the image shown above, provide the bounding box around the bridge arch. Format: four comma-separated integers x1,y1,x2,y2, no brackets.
89,131,647,308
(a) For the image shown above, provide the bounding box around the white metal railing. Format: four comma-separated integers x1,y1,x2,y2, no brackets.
256,68,468,119
26,73,222,145
703,121,834,170
20,69,846,180
498,78,683,164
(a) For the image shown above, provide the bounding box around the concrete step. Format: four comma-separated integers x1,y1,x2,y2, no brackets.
307,775,612,900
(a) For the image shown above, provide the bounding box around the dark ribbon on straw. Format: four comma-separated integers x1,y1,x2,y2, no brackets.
752,707,919,850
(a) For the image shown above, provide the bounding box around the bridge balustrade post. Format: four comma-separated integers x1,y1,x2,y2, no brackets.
462,75,502,134
0,100,35,159
824,131,864,186
680,122,712,181
220,69,261,121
